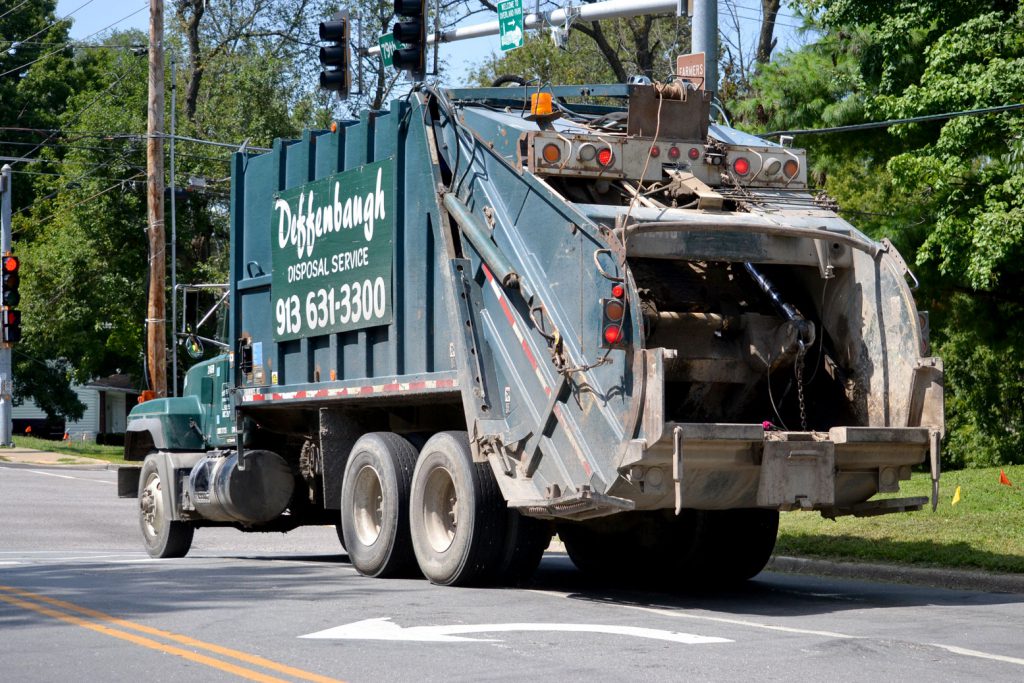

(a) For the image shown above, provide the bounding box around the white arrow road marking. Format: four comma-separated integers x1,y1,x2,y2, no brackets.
300,617,732,644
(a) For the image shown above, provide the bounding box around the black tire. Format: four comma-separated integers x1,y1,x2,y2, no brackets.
491,74,526,87
339,433,418,578
560,509,778,586
138,455,193,559
409,431,505,586
493,511,553,586
683,508,779,583
558,513,665,582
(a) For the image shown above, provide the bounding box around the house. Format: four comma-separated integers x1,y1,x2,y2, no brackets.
12,374,139,441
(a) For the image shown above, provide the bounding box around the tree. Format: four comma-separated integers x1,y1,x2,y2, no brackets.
732,0,1024,466
471,13,691,86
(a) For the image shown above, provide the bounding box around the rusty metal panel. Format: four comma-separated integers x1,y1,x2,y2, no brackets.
626,85,710,140
757,440,836,508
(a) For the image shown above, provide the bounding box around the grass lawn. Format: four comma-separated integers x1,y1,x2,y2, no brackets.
777,464,1024,574
10,434,127,465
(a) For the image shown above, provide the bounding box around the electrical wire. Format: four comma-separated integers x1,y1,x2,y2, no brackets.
14,171,146,233
11,61,142,167
759,102,1024,138
0,0,32,22
0,1,147,79
0,138,231,164
3,0,98,49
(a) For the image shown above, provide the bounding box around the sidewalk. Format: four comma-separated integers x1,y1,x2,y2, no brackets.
0,446,111,468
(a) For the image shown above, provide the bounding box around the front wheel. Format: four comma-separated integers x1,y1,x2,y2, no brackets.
138,455,193,558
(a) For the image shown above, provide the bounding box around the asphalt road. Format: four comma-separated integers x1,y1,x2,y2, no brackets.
2,463,1023,682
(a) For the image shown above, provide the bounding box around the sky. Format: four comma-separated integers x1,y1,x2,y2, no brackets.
55,0,808,87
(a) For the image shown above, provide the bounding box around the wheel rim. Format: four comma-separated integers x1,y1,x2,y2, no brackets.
140,471,164,543
352,464,384,546
422,466,457,553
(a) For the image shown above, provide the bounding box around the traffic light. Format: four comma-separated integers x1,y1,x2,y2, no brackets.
1,254,20,344
393,0,427,77
2,309,20,344
318,11,351,97
2,254,19,307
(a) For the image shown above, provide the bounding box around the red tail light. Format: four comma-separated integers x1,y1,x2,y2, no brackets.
604,325,623,344
733,157,750,176
597,147,614,166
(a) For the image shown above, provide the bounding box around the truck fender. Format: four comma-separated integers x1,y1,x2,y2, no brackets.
137,450,206,520
125,414,205,460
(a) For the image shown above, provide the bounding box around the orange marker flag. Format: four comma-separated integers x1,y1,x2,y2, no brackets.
999,470,1013,487
951,486,961,506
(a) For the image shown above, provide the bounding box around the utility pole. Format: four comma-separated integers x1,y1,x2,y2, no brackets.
691,0,717,93
0,164,12,446
146,0,167,397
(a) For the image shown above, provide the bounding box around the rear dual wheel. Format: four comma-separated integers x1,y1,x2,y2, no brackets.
339,433,419,578
409,431,551,586
559,508,779,586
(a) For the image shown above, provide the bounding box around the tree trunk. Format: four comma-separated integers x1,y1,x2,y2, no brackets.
176,0,206,123
575,21,627,83
756,0,781,64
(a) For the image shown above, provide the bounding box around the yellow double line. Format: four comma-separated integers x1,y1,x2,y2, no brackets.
0,585,344,683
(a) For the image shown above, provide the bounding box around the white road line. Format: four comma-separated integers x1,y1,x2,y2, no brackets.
528,589,1024,667
527,589,859,640
21,469,114,484
929,643,1024,667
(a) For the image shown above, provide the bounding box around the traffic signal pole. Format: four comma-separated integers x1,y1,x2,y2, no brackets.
367,0,693,62
0,164,12,446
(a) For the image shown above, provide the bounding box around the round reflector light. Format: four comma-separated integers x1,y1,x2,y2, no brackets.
542,143,561,164
597,147,614,166
667,146,681,160
688,147,700,160
783,159,800,178
605,299,625,322
611,283,625,299
604,324,623,345
733,157,751,176
649,145,660,158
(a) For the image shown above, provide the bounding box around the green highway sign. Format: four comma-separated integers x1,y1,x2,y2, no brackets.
270,159,395,341
498,0,524,52
378,33,406,68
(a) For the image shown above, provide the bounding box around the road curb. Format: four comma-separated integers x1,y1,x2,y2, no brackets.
768,555,1024,594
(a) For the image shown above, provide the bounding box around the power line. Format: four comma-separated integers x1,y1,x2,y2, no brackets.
0,138,232,164
0,128,268,155
0,2,147,79
12,171,146,234
758,102,1024,138
3,0,99,54
12,59,143,166
0,0,32,22
0,40,146,51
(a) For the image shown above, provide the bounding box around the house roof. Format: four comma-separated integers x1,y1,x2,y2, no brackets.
83,374,140,394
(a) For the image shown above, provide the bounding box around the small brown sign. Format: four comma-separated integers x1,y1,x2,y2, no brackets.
676,52,706,91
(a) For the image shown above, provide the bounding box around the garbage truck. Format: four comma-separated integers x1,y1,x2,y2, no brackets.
117,80,944,587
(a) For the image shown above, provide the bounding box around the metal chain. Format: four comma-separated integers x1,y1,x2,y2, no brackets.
795,339,808,431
